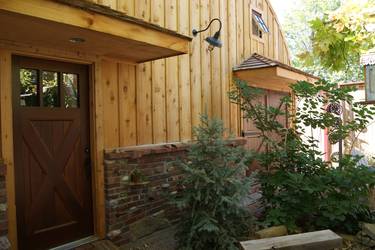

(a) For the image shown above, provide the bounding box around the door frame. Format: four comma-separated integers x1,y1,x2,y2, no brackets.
0,45,105,250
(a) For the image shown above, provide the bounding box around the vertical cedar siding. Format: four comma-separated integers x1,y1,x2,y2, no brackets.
87,0,291,148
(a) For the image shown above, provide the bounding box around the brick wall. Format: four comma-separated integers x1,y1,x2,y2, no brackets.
0,162,6,237
103,139,262,246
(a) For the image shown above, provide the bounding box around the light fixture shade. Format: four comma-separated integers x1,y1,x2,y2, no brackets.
205,31,222,48
205,36,222,48
192,18,223,51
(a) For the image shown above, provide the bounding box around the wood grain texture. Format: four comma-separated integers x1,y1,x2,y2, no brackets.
0,0,190,59
119,63,137,146
178,0,192,141
228,0,238,135
236,0,244,63
165,0,180,142
244,0,252,58
117,0,134,15
0,3,292,249
151,0,167,143
135,0,153,145
102,59,120,148
0,2,294,246
46,0,292,147
136,62,153,145
110,0,290,146
210,0,222,119
200,0,212,117
220,0,230,134
92,60,106,238
190,0,202,130
0,49,18,250
240,230,342,250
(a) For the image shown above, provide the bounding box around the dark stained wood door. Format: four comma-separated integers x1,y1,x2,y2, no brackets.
12,56,93,250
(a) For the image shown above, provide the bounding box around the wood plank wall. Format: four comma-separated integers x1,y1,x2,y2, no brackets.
90,0,291,148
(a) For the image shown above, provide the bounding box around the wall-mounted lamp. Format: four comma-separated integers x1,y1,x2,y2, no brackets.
192,18,222,51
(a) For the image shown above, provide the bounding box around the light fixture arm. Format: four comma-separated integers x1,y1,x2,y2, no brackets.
192,18,222,36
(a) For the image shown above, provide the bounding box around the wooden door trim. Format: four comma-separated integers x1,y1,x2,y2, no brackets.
0,48,105,249
0,49,18,250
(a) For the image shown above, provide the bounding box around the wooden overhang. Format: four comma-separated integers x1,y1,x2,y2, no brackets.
0,0,192,63
233,53,318,92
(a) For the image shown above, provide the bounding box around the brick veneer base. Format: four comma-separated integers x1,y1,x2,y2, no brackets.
0,162,10,249
103,138,262,246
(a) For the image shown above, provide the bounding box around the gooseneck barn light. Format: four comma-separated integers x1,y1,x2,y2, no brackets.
192,18,222,51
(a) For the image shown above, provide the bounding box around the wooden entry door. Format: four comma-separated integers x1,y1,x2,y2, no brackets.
242,89,289,172
12,56,93,250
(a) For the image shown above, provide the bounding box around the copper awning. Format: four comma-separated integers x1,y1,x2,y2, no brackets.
233,53,318,92
0,0,191,63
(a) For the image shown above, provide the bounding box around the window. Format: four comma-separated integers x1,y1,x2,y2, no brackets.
252,10,269,38
42,71,59,107
366,65,375,101
62,73,79,108
20,69,39,107
19,68,80,108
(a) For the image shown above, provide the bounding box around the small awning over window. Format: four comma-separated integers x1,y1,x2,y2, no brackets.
0,0,191,63
233,53,318,92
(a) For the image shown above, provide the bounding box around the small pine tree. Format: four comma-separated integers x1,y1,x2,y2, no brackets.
172,115,253,250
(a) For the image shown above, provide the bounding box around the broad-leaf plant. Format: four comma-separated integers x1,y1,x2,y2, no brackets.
230,79,375,234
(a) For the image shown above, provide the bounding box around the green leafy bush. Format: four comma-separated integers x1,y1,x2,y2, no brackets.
260,155,375,233
172,115,253,250
230,79,375,234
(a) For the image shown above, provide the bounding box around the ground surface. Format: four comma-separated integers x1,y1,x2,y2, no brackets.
120,226,177,250
75,240,118,250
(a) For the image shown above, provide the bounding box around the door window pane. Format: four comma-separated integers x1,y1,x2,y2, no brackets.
20,69,39,107
42,71,59,107
62,73,79,108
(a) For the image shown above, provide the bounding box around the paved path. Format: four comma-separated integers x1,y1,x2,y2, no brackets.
120,226,177,250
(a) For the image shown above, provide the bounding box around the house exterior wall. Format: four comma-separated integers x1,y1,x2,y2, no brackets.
103,143,187,245
92,0,291,149
0,163,8,245
0,0,290,248
102,139,261,246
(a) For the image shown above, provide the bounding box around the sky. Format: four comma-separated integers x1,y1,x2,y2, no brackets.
269,0,299,24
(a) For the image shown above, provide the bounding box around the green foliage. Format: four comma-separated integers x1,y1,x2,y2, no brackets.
230,78,375,234
172,115,253,250
277,0,353,82
291,80,375,144
299,0,374,79
260,155,375,233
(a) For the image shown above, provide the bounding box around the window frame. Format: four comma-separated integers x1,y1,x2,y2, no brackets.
18,67,80,109
251,9,269,40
